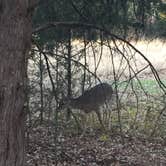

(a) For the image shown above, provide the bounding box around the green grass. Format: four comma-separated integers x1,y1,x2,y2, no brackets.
116,79,166,95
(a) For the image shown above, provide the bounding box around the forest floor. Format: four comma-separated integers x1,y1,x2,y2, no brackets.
26,123,166,166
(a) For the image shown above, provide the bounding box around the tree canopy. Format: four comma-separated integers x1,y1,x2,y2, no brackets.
33,0,166,47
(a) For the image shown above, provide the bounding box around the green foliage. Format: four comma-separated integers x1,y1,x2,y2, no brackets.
99,134,109,142
33,0,165,49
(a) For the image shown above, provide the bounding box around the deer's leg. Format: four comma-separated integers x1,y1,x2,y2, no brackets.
95,110,105,130
70,111,82,132
79,113,88,138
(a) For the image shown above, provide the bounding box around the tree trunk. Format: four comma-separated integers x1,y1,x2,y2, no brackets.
66,29,72,121
0,1,34,165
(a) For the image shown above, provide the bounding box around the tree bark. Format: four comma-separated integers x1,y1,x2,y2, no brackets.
0,1,34,165
66,29,72,121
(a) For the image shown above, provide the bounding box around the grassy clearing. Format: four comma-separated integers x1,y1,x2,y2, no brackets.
117,79,166,95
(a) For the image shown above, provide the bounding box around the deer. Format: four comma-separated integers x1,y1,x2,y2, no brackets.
59,82,114,136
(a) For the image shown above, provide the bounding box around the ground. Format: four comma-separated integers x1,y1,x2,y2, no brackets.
26,124,166,166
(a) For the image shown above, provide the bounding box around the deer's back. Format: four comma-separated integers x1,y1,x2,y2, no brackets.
71,83,113,112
